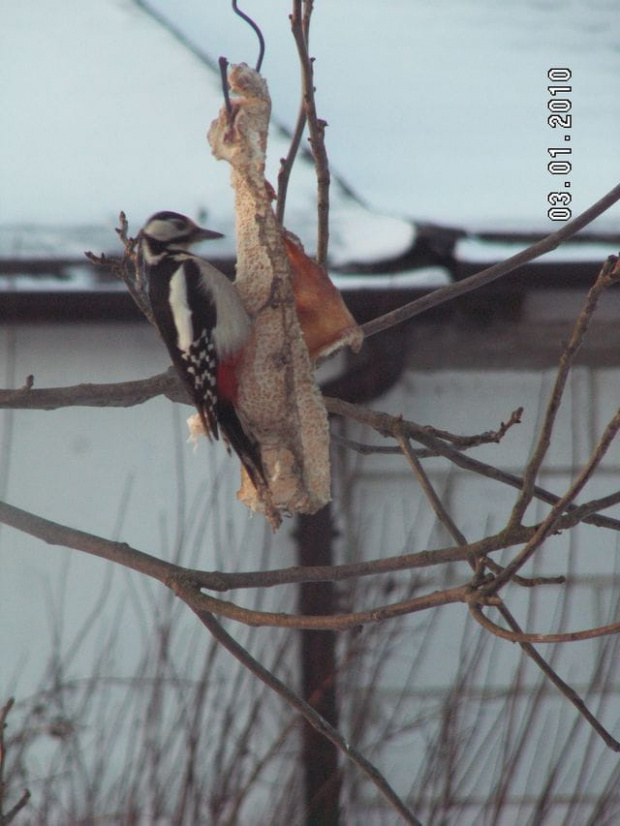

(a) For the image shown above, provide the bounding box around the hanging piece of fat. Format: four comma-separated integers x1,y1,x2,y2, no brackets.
208,63,359,523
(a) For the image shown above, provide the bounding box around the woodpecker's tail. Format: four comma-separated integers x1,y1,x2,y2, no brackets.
217,401,269,490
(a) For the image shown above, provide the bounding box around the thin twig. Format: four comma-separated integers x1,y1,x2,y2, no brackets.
482,556,565,588
482,407,620,596
360,188,620,339
177,581,486,630
187,525,533,591
276,1,310,224
3,374,620,535
86,211,152,323
0,498,194,587
393,428,620,752
218,57,233,117
0,790,31,826
508,254,620,528
0,369,184,411
396,430,565,587
276,100,307,226
0,698,31,825
473,601,620,753
325,396,620,533
0,498,527,590
470,603,620,648
193,608,423,825
395,425,467,545
424,407,523,449
335,408,521,455
0,498,500,630
289,0,330,265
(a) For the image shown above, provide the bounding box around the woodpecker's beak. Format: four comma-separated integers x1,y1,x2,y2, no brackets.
193,226,224,242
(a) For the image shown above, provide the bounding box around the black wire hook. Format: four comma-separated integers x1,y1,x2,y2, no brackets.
218,56,233,117
231,0,265,72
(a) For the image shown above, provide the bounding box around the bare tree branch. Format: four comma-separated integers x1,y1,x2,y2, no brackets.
0,369,181,411
360,189,620,339
276,0,308,228
0,495,593,598
394,421,620,754
0,499,498,626
395,425,467,546
470,603,620,648
193,608,423,825
0,500,182,583
473,601,620,754
482,407,620,597
325,397,620,533
4,241,620,774
177,580,489,630
187,527,531,590
289,0,330,265
2,375,620,534
0,698,31,825
86,211,152,323
508,253,620,529
0,510,425,818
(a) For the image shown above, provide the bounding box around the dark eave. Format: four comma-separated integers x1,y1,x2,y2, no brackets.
1,224,618,332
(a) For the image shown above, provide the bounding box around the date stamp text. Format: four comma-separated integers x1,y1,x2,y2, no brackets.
546,68,572,221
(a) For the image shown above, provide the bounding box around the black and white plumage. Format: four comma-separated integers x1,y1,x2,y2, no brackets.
137,210,267,489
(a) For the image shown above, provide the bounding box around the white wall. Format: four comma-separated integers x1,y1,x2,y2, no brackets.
2,321,620,823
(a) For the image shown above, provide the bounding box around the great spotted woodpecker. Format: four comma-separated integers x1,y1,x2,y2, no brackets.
137,211,267,489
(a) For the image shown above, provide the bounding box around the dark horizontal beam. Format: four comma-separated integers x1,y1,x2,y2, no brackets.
0,291,145,322
1,256,616,324
406,316,620,369
0,258,99,276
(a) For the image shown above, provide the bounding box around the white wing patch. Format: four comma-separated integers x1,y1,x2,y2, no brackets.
168,267,194,353
169,268,218,423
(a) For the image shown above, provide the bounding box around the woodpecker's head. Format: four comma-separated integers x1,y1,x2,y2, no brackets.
140,211,224,253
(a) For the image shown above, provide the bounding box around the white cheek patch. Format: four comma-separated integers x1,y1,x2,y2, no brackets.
168,269,193,352
147,219,180,242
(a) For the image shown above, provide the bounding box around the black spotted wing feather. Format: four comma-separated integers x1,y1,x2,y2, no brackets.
148,256,221,439
147,252,268,489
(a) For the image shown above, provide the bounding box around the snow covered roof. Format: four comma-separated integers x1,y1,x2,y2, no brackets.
0,0,415,269
2,0,618,299
145,0,620,234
